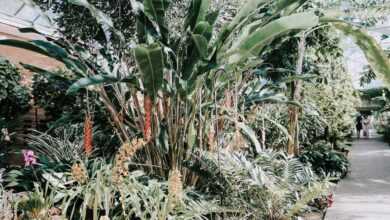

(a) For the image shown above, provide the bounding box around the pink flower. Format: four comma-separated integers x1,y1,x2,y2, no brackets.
22,150,37,166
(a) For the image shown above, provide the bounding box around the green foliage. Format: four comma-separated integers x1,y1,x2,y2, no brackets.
3,1,388,218
190,149,331,219
304,77,358,145
0,58,30,130
255,29,359,150
0,0,322,177
3,156,68,192
134,43,164,98
35,0,134,46
40,159,217,220
360,65,377,87
32,71,84,128
17,187,52,220
301,29,358,147
299,141,349,180
32,73,120,154
26,127,86,164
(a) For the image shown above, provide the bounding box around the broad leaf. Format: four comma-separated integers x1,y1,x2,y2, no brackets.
182,21,213,80
191,34,209,59
67,75,137,94
262,114,292,142
226,12,319,64
134,44,164,98
0,39,51,57
0,39,87,76
244,93,289,107
216,0,306,52
184,0,210,30
143,0,170,42
228,0,269,31
277,0,308,16
327,21,390,86
193,21,213,40
187,120,196,149
21,63,74,80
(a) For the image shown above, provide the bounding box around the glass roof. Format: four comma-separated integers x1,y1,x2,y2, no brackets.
344,19,390,90
0,0,55,35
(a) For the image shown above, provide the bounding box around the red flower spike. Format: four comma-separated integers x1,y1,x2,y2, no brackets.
84,114,93,156
144,95,152,142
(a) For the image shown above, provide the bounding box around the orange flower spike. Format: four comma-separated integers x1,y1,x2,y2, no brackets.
144,95,153,142
84,114,93,156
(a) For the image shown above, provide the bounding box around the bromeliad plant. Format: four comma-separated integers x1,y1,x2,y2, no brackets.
1,0,390,180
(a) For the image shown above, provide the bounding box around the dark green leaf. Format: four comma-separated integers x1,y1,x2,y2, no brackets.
184,0,209,30
134,44,164,98
67,74,137,94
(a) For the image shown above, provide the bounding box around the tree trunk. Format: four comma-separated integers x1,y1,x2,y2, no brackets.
287,35,306,155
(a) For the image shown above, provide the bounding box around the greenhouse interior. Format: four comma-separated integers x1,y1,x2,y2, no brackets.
0,0,390,219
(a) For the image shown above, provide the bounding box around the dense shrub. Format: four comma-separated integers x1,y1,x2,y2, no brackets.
0,58,30,130
32,73,120,156
32,72,85,129
383,123,390,144
299,141,349,180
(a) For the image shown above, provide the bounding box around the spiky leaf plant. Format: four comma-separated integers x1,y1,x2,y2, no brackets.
17,186,53,220
190,149,331,219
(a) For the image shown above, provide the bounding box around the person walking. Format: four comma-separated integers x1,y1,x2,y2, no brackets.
356,114,363,139
363,115,371,138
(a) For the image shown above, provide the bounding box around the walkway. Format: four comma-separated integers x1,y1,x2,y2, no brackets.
326,136,390,220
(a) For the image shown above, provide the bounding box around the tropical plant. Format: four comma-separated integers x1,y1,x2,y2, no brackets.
16,186,54,220
188,149,331,219
1,0,389,182
299,141,349,180
2,1,390,219
26,126,87,164
3,151,70,192
40,158,217,220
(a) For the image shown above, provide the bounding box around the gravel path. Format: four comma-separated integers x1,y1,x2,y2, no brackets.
326,136,390,220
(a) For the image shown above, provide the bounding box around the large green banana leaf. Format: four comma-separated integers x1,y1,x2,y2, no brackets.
0,39,87,77
142,0,170,42
322,19,390,86
182,21,213,80
21,63,74,80
67,75,137,94
277,0,308,16
184,0,210,30
225,12,319,64
228,0,270,31
216,0,307,52
134,44,165,98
